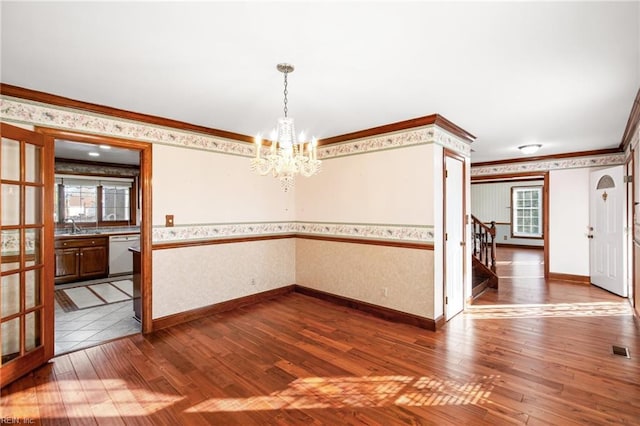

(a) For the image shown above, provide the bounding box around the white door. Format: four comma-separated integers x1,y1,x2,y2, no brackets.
589,165,626,297
445,154,465,319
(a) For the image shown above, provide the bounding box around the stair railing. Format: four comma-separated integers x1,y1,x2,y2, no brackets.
471,215,496,272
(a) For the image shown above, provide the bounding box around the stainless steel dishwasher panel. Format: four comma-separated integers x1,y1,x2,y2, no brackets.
109,234,140,276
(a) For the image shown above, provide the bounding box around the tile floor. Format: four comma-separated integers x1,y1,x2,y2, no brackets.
54,278,141,355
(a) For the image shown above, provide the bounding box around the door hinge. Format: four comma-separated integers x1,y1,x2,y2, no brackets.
445,233,448,241
624,175,632,183
445,296,448,304
445,169,449,178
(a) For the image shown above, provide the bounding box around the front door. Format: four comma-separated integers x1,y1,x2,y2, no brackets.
1,123,53,387
444,152,465,319
589,165,626,297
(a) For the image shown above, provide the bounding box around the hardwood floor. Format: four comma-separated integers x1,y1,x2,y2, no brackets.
3,271,639,426
474,246,623,305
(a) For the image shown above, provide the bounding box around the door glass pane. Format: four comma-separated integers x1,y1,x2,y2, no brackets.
25,269,40,309
1,138,20,181
1,273,20,318
1,261,19,273
25,186,42,225
25,144,40,183
25,311,41,352
1,229,20,260
25,228,42,266
1,317,21,364
1,184,21,226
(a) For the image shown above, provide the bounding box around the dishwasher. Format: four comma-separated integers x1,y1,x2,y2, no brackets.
109,234,140,276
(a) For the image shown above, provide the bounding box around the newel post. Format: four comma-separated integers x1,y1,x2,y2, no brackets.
489,221,497,271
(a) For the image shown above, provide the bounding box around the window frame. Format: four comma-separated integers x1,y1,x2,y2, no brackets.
510,185,543,239
54,176,136,229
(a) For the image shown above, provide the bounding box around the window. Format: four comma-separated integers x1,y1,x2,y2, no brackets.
511,186,543,238
55,175,134,226
102,183,131,221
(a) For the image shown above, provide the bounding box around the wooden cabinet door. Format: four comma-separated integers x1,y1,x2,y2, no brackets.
79,245,108,278
54,248,79,281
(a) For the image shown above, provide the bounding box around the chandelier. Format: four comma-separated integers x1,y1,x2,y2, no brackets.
250,63,321,191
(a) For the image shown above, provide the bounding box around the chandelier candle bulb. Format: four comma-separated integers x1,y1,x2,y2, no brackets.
254,135,262,159
312,138,318,161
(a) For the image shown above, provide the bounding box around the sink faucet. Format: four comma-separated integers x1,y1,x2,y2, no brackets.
65,218,81,234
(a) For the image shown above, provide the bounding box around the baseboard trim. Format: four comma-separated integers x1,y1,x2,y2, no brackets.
152,285,296,331
152,284,443,332
548,272,590,285
496,243,544,249
294,285,441,331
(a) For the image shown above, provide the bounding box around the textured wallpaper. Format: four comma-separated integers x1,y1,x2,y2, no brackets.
295,238,435,319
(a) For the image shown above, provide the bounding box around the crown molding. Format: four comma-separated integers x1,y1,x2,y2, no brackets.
471,148,622,168
319,114,476,146
0,83,254,143
620,87,640,151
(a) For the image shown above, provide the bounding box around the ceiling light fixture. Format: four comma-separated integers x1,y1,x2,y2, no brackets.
99,145,111,150
88,152,100,157
518,144,542,155
250,63,321,191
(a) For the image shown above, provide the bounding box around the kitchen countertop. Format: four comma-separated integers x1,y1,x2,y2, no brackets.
55,227,140,238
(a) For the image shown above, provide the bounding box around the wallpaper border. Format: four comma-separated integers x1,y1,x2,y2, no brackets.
152,221,435,244
471,153,626,176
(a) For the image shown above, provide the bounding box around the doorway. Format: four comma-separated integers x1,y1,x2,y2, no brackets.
52,138,142,354
471,172,549,278
38,128,153,338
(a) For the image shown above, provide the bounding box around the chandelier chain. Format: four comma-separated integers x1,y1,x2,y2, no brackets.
283,71,289,118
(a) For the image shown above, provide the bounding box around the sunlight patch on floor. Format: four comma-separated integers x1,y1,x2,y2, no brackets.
465,301,632,319
185,374,497,413
2,379,184,417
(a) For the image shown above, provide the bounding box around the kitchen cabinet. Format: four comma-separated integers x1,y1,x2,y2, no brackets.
54,236,109,284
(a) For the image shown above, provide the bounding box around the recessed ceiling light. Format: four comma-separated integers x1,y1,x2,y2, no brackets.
518,144,542,155
99,145,111,150
88,152,100,157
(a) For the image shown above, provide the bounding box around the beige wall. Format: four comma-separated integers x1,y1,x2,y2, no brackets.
153,144,295,225
296,144,434,225
153,238,295,318
295,238,435,318
295,143,444,320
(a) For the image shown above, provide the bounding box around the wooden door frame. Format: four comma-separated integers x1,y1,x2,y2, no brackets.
471,171,550,279
443,148,467,319
626,151,636,310
36,128,153,333
0,123,52,385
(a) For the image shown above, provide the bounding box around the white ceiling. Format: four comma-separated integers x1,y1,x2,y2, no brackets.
55,140,140,166
2,2,639,163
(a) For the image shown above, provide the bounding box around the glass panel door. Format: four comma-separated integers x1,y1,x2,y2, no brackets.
1,123,50,387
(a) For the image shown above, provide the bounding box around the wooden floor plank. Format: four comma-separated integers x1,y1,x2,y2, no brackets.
2,247,639,424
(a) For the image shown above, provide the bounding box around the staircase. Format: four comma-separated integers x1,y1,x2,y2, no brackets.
471,215,498,298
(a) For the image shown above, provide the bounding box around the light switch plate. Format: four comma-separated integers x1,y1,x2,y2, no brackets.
166,214,174,227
